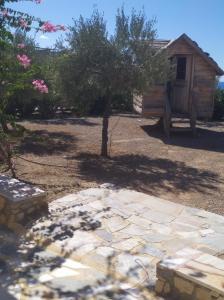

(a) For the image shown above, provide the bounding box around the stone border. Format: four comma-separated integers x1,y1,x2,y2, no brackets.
155,248,224,300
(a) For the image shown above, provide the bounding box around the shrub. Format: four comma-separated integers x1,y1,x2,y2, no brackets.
213,88,224,120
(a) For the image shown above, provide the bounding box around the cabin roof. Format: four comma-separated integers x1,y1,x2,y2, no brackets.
155,34,224,76
152,39,171,50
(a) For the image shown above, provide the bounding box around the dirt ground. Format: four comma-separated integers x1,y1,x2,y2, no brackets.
3,114,224,215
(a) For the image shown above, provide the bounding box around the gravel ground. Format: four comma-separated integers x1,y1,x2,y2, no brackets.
3,114,224,215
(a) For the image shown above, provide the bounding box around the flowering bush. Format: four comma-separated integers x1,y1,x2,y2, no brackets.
32,79,48,94
0,0,65,176
17,54,31,68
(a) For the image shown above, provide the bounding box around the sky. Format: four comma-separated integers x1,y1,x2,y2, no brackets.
9,0,224,78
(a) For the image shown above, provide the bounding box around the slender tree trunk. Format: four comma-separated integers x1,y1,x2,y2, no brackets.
101,96,111,157
0,119,8,133
0,140,16,178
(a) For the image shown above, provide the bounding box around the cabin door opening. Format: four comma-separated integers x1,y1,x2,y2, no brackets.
170,55,193,114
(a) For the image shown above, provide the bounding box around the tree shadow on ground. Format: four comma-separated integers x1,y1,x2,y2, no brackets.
17,130,78,156
29,118,98,127
141,123,224,153
76,153,221,196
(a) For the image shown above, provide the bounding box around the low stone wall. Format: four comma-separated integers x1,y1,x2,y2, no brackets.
0,175,47,229
156,248,224,300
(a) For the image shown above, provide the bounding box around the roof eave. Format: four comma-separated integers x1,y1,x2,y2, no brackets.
167,33,224,76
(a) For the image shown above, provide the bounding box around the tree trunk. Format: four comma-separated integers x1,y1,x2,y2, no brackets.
0,141,16,178
0,119,9,133
101,97,111,157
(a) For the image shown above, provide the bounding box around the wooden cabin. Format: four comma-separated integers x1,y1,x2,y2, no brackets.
134,34,224,136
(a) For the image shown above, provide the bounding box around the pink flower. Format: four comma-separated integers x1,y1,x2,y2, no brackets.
19,19,29,29
17,43,25,49
32,80,48,94
17,54,31,68
41,21,57,33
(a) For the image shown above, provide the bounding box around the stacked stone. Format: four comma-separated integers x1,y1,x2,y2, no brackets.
0,196,47,226
155,249,224,300
0,175,47,228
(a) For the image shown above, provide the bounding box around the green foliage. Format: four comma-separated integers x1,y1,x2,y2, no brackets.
213,88,224,120
0,0,47,175
57,9,168,116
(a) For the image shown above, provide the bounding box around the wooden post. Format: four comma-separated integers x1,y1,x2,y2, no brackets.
163,94,171,138
190,90,197,136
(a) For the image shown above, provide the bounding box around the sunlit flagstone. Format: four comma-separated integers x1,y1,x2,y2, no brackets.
3,186,224,299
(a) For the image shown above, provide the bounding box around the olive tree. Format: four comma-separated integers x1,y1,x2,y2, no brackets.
59,9,168,156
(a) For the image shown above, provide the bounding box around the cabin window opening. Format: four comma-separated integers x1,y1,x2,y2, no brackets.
176,57,187,80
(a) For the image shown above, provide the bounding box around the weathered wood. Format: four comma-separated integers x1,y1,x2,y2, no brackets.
163,95,171,137
134,34,223,122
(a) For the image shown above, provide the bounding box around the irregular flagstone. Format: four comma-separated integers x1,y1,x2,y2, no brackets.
128,214,152,228
115,252,154,278
119,223,151,236
175,231,200,239
96,246,115,257
142,210,175,224
140,245,166,259
8,187,224,299
196,233,224,252
171,221,199,232
150,223,173,235
104,216,129,233
112,238,141,251
95,229,113,242
143,232,172,244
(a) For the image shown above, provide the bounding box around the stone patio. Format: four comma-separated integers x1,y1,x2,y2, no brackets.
2,186,224,299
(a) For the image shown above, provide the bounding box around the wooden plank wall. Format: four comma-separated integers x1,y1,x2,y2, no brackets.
135,38,217,119
193,54,216,118
168,39,216,119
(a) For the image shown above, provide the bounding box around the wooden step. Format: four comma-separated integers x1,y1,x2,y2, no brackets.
171,113,190,118
170,127,192,132
171,119,191,124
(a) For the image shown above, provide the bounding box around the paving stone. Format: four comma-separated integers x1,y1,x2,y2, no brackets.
142,210,175,224
96,247,115,257
128,214,152,228
161,238,193,254
61,259,90,270
194,253,224,271
116,253,154,279
176,231,200,239
95,229,113,242
143,232,171,243
140,245,166,259
50,267,79,278
112,238,140,251
88,200,105,210
171,221,199,232
105,216,129,232
11,187,224,299
39,273,54,283
119,224,151,236
198,234,224,252
150,223,173,235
